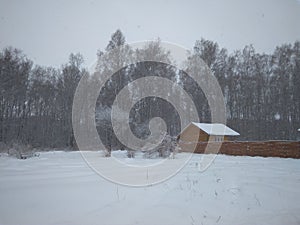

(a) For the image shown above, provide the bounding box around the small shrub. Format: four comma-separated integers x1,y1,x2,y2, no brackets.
104,150,111,157
0,142,8,153
126,150,135,158
143,134,178,158
7,142,36,159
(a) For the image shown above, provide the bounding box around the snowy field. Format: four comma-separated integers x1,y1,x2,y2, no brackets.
1,151,300,225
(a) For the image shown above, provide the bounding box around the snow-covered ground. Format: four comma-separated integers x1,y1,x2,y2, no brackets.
1,151,300,225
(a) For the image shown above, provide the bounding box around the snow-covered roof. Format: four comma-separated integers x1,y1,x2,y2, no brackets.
191,122,240,136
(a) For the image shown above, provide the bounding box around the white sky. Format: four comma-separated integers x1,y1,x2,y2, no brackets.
0,0,299,67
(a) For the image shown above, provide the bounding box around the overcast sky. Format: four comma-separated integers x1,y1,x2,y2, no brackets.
0,0,300,67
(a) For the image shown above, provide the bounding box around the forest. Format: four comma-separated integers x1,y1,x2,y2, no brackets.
0,29,299,150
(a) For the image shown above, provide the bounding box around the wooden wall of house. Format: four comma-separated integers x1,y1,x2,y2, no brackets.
178,124,208,152
178,124,209,142
208,135,231,141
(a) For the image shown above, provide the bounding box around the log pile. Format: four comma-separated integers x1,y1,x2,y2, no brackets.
180,141,300,159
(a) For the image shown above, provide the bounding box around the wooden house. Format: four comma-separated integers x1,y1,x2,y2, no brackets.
177,122,240,152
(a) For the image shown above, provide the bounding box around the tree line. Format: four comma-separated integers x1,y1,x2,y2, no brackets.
0,29,299,150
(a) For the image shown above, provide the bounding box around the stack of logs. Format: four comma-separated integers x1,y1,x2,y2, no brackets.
179,141,300,159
